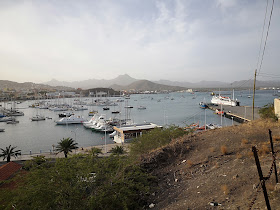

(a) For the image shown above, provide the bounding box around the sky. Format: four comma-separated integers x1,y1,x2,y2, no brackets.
0,0,279,83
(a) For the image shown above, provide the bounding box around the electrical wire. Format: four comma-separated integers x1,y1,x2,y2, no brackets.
256,0,269,71
257,0,275,75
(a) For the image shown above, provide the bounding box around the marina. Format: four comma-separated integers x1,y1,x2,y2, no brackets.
0,89,278,155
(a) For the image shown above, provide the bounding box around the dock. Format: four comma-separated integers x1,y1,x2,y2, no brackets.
207,104,260,123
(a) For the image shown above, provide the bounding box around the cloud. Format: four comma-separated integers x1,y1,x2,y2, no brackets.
0,0,279,83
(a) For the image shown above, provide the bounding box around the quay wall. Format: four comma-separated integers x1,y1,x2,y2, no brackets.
275,98,280,120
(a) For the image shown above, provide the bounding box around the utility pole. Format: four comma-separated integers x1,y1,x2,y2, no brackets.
252,70,257,120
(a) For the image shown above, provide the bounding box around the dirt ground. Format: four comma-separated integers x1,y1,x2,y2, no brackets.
142,119,280,209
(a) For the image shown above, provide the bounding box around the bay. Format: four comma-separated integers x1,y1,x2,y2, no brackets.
0,89,277,154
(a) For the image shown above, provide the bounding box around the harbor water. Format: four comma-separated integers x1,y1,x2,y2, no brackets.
0,90,278,154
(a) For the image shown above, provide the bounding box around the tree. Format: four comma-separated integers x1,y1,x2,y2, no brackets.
56,137,78,158
0,145,21,162
110,145,126,155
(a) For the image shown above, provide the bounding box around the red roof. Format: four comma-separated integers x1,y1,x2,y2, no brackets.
0,162,22,181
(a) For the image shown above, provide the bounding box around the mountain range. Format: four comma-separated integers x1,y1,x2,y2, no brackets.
43,74,280,90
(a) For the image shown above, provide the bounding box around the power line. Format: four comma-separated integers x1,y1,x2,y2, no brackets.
256,0,269,71
257,0,275,75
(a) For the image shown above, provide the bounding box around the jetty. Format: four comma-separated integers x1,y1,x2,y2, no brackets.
207,104,260,123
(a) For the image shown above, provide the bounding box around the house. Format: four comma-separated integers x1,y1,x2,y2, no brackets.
0,162,22,182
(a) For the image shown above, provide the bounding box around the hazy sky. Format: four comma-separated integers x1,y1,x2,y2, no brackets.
0,0,279,83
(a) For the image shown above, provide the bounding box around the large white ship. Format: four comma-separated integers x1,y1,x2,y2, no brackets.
211,95,240,106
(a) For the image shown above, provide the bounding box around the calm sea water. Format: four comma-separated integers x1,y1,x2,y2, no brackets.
0,90,278,154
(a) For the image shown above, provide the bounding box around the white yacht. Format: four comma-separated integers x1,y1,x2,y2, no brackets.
31,115,46,121
83,114,99,129
56,115,85,125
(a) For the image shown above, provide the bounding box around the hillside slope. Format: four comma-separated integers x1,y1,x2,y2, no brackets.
141,120,280,209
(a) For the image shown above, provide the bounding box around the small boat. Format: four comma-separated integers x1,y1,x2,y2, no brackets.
111,111,120,114
56,115,85,125
31,115,46,121
124,106,133,109
199,102,208,109
109,130,117,138
206,123,222,130
215,109,224,115
7,120,19,124
0,117,14,122
83,115,99,129
0,128,5,132
138,106,146,110
88,111,98,116
58,112,74,118
103,107,110,111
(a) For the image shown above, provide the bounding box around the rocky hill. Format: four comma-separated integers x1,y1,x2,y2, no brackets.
110,80,186,91
0,80,74,91
44,74,138,89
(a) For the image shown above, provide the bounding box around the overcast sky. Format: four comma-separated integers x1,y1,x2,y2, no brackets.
0,0,279,83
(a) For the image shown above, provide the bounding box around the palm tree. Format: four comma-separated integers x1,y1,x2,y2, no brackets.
110,145,126,155
56,137,78,158
0,145,21,162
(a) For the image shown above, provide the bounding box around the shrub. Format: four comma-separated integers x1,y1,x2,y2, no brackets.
186,160,193,168
110,146,126,155
221,185,229,195
88,147,102,157
259,103,278,121
220,145,228,155
209,147,215,152
241,139,249,146
129,126,188,160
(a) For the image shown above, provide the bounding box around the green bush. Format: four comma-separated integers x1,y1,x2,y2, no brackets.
259,103,278,121
7,155,153,209
110,146,126,155
129,125,188,160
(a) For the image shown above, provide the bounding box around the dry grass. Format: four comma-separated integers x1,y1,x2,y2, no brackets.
259,144,270,156
221,185,229,195
248,151,254,159
220,145,228,155
209,147,215,153
236,153,243,159
273,135,280,142
241,138,249,146
266,183,275,191
186,160,193,168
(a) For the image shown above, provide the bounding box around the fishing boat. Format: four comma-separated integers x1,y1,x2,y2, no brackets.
56,115,85,125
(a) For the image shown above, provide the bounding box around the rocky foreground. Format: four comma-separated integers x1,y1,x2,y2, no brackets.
141,119,280,209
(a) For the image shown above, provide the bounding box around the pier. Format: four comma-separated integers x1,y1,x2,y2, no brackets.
207,104,260,123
